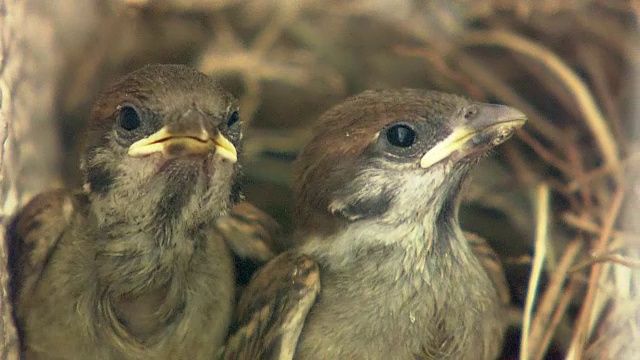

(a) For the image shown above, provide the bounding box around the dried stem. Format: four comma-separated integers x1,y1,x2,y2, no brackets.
570,253,640,272
567,151,640,192
251,1,304,55
516,129,574,176
566,138,595,214
528,239,583,358
566,186,626,358
534,280,578,360
520,184,551,360
562,212,632,241
509,53,581,120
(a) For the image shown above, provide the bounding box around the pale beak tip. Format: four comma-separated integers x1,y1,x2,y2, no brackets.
216,147,238,163
212,132,238,163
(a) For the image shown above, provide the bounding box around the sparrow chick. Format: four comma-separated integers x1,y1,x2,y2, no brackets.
10,64,243,359
224,89,525,359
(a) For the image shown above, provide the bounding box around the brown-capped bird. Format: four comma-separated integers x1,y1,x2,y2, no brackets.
223,89,523,359
9,64,258,359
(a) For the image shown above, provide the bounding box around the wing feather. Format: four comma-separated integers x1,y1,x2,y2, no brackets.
9,190,79,312
222,251,320,360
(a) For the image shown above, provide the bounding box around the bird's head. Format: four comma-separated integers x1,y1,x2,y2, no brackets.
81,64,241,224
293,89,526,236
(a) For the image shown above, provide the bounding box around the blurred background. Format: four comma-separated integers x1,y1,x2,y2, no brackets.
1,0,638,359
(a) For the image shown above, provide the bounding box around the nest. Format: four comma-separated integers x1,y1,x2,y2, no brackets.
40,0,640,358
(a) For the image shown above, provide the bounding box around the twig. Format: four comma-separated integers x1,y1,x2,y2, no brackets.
463,30,621,173
561,212,632,241
566,186,626,359
516,129,574,176
504,255,533,265
528,239,583,358
565,137,595,214
403,21,568,148
520,184,551,360
200,52,315,86
534,280,578,360
574,8,640,65
570,253,640,272
251,0,304,55
509,52,581,120
198,3,333,128
561,213,600,235
567,151,640,192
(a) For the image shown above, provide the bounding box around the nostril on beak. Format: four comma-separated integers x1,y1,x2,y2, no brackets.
464,107,479,121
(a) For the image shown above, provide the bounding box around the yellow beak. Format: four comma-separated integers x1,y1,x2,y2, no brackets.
420,105,526,169
128,126,237,163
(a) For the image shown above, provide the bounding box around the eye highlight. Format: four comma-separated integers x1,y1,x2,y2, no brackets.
227,111,240,127
386,124,416,148
118,104,141,131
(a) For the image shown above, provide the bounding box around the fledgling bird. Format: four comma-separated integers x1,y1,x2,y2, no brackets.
10,64,246,359
224,89,524,359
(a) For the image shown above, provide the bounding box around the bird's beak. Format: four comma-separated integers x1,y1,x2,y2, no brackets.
128,125,237,163
420,104,526,169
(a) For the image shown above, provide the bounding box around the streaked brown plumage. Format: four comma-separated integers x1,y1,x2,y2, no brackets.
224,89,524,359
215,201,283,289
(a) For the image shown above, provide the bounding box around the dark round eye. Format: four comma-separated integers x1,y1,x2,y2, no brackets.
386,124,416,148
227,111,240,127
118,104,141,131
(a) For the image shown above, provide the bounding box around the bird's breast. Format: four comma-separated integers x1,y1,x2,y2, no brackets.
296,236,503,359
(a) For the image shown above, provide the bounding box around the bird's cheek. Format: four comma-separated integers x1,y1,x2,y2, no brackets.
86,165,116,194
328,187,392,222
